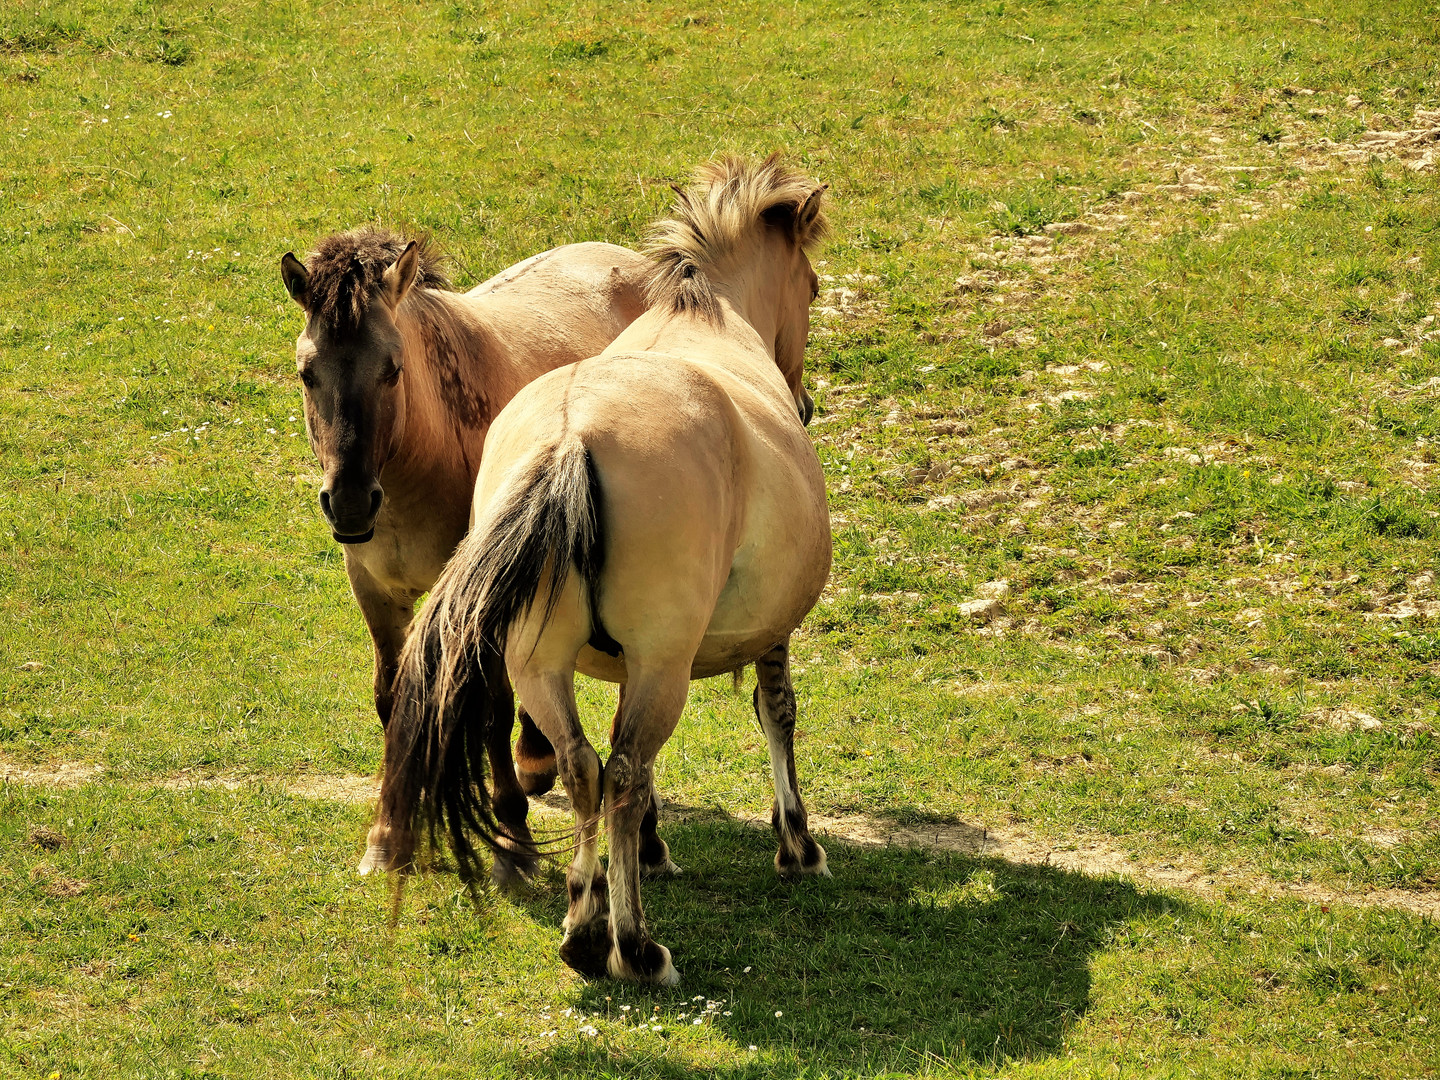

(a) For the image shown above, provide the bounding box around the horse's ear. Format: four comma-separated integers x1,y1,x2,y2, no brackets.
382,241,421,309
280,252,309,308
794,184,828,245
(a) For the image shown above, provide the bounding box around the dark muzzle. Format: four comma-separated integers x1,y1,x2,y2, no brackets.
320,481,383,544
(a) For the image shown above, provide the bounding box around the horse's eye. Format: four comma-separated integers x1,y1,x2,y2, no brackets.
299,368,316,389
381,365,402,387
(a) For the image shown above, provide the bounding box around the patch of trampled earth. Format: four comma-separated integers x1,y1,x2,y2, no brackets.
1317,105,1440,173
812,265,885,329
0,757,379,803
1379,306,1440,358
794,812,1440,922
1,760,104,789
9,758,1437,919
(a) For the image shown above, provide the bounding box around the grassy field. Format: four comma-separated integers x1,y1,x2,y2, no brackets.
3,0,1440,1075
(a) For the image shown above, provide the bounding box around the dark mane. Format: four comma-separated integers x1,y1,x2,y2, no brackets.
643,153,829,322
304,226,451,334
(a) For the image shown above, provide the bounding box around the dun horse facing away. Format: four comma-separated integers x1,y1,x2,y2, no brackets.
279,229,650,884
362,155,833,984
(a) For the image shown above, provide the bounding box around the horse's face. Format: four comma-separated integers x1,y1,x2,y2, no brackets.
282,245,421,544
293,315,407,543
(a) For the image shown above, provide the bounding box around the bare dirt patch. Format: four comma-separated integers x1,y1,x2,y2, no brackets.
1320,106,1440,172
0,755,377,804
8,757,1437,919
1,760,104,789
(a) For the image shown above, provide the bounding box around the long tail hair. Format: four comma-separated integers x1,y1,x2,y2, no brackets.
375,438,606,884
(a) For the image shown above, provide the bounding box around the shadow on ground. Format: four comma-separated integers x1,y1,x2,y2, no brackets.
506,809,1179,1076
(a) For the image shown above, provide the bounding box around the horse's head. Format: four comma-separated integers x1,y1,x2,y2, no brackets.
646,156,828,427
760,182,827,427
279,230,441,544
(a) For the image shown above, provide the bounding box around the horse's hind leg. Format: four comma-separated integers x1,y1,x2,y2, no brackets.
481,650,540,892
610,685,679,877
605,667,687,985
513,671,609,978
514,707,558,796
754,639,829,877
639,791,679,876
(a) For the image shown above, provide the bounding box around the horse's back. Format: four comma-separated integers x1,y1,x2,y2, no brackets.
469,242,648,312
479,350,828,677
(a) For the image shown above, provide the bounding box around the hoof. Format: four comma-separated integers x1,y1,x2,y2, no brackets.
491,852,539,895
639,834,681,877
559,918,613,979
516,764,558,797
358,823,411,875
776,841,830,878
358,844,397,875
608,940,679,985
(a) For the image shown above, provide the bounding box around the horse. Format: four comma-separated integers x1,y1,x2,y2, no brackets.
278,227,650,885
361,155,833,985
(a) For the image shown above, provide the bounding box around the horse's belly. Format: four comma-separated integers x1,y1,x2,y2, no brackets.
574,636,784,684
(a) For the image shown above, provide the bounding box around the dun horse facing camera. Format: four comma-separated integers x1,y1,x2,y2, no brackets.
362,155,834,984
278,230,650,886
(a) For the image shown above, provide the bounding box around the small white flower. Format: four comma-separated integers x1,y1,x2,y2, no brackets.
775,1011,783,1018
692,1018,702,1026
266,428,277,434
1365,226,1373,232
743,966,752,973
723,1011,732,1016
651,1024,662,1032
101,118,109,124
748,1045,758,1051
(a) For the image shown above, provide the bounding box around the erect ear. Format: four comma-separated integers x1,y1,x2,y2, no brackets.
794,183,828,244
280,252,309,308
381,241,421,309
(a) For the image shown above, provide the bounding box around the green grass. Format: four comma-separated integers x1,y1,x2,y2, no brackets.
3,0,1440,1075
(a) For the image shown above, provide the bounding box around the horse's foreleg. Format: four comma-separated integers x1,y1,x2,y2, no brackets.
754,639,829,877
514,672,609,978
605,668,687,985
480,650,539,892
346,560,416,731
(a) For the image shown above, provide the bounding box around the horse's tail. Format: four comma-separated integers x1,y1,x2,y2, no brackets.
368,437,605,885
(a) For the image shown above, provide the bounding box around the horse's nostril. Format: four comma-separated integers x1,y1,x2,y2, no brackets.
369,487,383,518
319,489,335,523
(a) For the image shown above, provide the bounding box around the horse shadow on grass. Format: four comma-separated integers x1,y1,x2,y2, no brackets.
503,805,1183,1076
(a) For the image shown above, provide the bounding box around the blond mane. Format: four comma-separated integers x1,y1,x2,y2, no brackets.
643,153,829,321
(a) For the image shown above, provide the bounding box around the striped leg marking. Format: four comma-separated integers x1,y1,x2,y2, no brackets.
754,642,829,878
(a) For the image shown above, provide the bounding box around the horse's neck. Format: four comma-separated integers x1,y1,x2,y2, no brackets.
392,291,498,471
712,275,783,357
613,306,763,366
